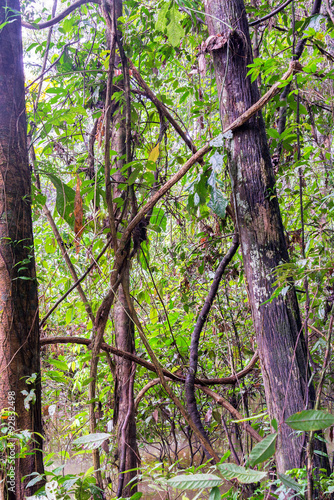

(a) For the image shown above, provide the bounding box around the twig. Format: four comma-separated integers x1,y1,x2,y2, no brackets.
129,62,198,155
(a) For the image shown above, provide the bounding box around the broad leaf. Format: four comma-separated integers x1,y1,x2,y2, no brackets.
148,143,160,162
286,410,334,431
155,1,170,31
167,474,222,490
46,173,75,228
130,493,143,500
48,359,68,371
249,433,277,466
166,4,185,47
278,473,302,493
218,464,267,484
74,433,111,450
208,184,228,219
26,473,44,489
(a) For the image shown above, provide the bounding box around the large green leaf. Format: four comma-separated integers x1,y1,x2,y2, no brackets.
248,433,277,466
218,464,267,484
167,474,222,490
46,173,75,228
155,1,170,31
166,4,185,47
208,188,228,219
278,473,302,493
208,172,228,219
74,433,110,450
48,359,68,371
285,410,334,431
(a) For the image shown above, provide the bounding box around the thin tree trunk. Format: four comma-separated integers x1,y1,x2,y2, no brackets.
0,1,44,497
114,270,138,498
203,0,316,473
111,2,138,492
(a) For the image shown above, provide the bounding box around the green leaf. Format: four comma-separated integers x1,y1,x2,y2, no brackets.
208,184,228,219
63,477,79,491
285,410,334,431
46,173,75,228
130,493,143,500
155,1,170,31
210,151,224,173
167,474,222,490
44,237,57,254
26,473,44,488
48,359,68,371
45,370,67,383
166,4,185,47
248,433,277,466
218,464,267,484
209,486,221,500
74,433,111,450
278,473,302,493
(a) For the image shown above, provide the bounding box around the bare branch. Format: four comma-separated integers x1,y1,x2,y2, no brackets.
40,336,259,387
22,0,100,30
249,0,293,27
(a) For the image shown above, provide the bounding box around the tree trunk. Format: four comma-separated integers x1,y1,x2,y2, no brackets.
111,7,138,491
203,0,315,473
113,270,138,498
0,1,44,497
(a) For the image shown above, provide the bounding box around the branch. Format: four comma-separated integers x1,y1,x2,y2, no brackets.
129,62,198,155
185,233,239,449
133,378,262,443
103,11,118,250
249,0,293,27
326,0,334,25
21,0,100,30
197,386,262,443
40,336,259,386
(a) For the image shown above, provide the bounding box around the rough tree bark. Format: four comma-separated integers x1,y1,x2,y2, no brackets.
203,0,316,473
111,2,138,495
0,1,44,497
113,269,138,498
